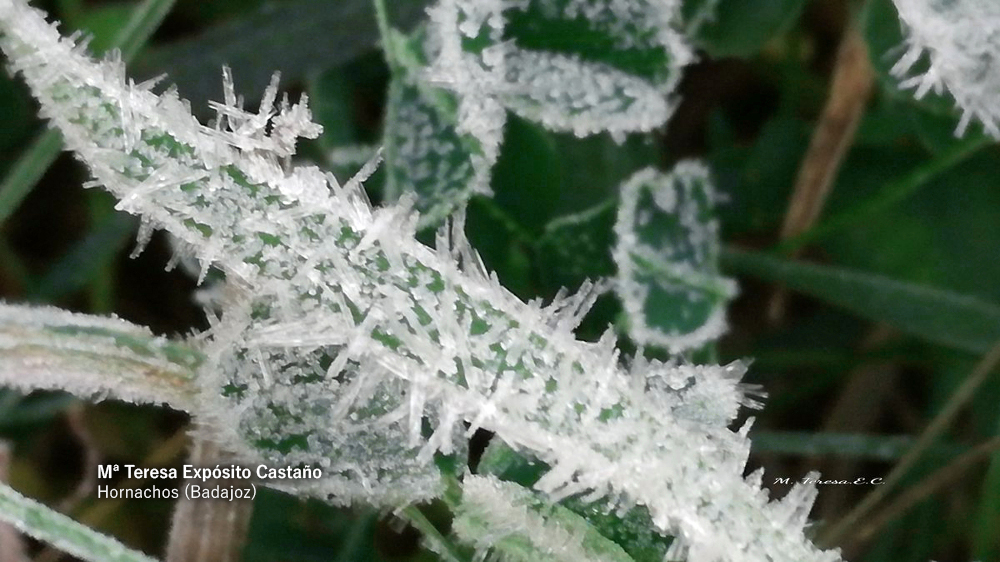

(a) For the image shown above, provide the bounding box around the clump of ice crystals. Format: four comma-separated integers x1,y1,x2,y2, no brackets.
891,0,1000,136
0,1,841,560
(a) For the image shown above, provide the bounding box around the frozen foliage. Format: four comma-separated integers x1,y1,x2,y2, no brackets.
424,0,692,142
453,474,633,562
0,1,841,560
382,66,493,227
613,163,737,353
0,302,200,411
383,0,696,227
891,0,1000,137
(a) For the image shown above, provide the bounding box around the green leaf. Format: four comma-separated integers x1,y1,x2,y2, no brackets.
382,74,488,227
778,137,989,253
721,248,1000,355
477,440,672,562
0,480,158,562
818,148,1000,303
614,164,736,352
453,475,636,562
684,0,808,58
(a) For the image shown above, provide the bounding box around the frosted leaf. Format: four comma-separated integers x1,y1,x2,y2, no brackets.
383,74,492,228
0,303,200,411
613,162,737,353
425,0,693,140
890,0,1000,137
498,48,673,138
477,438,673,562
453,474,634,562
0,2,841,560
502,0,692,86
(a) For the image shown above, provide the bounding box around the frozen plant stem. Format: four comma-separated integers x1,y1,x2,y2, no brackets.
0,1,840,560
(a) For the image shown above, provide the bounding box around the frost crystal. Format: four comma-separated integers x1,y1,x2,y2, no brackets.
0,1,841,560
613,162,737,353
890,0,1000,136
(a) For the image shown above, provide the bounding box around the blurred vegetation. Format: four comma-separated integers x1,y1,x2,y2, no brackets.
1,0,999,561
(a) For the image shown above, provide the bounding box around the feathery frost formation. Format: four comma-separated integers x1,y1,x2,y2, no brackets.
891,0,1000,136
613,163,736,353
0,1,839,560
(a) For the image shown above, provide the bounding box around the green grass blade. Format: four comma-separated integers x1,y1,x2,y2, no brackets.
752,431,965,461
113,0,177,61
0,129,63,226
721,247,1000,354
0,481,158,562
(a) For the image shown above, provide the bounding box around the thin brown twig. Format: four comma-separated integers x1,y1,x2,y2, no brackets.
818,339,1000,547
768,20,875,321
851,436,1000,546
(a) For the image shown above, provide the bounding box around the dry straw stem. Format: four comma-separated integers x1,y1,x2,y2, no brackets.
769,20,874,320
819,338,1000,547
850,435,1000,549
165,436,253,562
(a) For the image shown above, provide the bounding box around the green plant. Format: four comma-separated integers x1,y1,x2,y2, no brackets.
1,0,999,561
